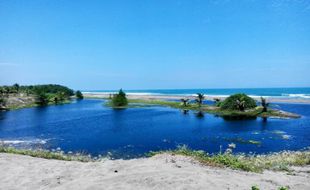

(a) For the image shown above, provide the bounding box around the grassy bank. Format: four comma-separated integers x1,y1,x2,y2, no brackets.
149,145,310,173
124,99,300,119
0,146,93,162
1,145,309,173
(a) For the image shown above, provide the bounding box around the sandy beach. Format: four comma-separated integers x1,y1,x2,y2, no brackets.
83,93,310,104
0,153,309,190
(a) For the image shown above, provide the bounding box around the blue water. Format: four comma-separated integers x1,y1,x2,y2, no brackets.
0,99,310,159
84,87,310,99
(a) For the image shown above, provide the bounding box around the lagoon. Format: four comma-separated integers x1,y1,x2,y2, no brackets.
0,99,310,159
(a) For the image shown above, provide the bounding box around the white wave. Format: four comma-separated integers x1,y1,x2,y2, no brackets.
83,91,310,99
282,94,310,99
0,139,47,145
126,92,162,95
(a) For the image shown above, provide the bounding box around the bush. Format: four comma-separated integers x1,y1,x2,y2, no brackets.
220,93,256,111
35,91,49,105
251,185,260,190
112,89,128,107
76,90,83,99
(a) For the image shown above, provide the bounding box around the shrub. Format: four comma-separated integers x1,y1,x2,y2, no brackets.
112,89,128,107
76,90,84,99
278,187,289,190
220,93,256,111
251,185,260,190
34,91,49,105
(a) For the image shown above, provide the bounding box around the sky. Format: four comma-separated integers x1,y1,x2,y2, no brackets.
1,0,310,90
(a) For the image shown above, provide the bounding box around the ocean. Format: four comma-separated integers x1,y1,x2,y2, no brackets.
83,87,310,99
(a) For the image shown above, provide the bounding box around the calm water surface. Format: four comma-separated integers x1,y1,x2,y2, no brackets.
0,99,309,158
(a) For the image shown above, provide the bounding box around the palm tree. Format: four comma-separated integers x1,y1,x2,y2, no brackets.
180,98,189,107
236,99,245,111
261,97,269,112
195,93,204,107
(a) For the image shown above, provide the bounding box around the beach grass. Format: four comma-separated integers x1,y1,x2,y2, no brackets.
1,145,309,173
0,146,93,162
148,145,310,173
119,99,300,119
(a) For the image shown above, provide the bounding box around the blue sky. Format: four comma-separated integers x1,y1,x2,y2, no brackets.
1,0,310,90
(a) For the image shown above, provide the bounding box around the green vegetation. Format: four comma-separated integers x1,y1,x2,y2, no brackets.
278,187,289,190
1,144,309,175
125,98,299,119
111,89,128,107
0,146,93,162
103,92,299,119
220,93,257,111
0,84,75,110
180,98,189,107
34,91,49,105
76,90,84,99
214,98,221,107
195,93,205,107
0,84,74,96
261,97,269,112
251,185,260,190
148,145,310,173
128,99,199,109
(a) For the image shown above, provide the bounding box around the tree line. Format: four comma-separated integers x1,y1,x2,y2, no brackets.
0,84,83,108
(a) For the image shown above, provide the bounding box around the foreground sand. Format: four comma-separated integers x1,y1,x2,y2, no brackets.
1,153,309,190
83,93,310,104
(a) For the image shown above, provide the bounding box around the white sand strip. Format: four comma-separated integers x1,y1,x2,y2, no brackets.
83,93,310,104
1,153,309,190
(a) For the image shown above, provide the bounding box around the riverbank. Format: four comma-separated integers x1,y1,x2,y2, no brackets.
0,94,73,110
83,92,310,104
0,152,309,190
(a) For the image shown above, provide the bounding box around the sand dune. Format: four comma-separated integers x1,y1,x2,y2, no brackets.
1,153,309,190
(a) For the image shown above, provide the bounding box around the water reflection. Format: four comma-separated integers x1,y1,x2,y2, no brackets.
0,111,6,121
195,111,204,118
182,109,189,115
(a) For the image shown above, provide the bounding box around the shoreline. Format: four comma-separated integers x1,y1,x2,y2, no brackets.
83,92,310,104
1,152,309,189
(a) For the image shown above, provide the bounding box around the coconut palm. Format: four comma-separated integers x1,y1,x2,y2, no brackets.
180,98,189,107
236,99,246,111
261,97,269,112
195,93,204,107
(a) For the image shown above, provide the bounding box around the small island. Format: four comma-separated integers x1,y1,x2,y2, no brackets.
106,92,300,119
